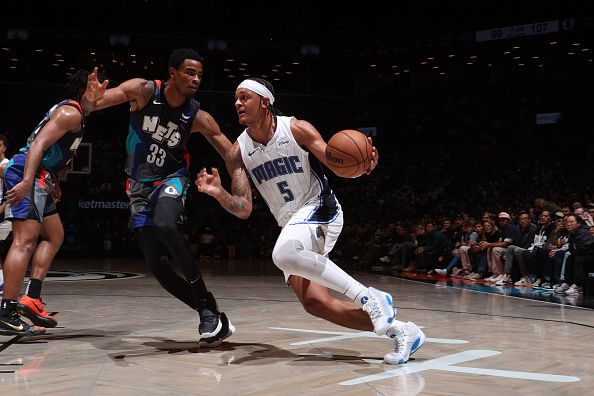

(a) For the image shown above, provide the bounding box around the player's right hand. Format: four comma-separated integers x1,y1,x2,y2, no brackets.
84,67,109,102
6,180,33,205
195,167,222,197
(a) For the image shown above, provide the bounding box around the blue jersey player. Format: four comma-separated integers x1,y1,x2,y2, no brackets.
0,71,97,336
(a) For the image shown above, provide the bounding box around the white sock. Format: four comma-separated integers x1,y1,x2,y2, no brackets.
297,250,367,301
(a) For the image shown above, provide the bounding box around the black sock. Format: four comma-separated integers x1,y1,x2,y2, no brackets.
26,278,43,299
0,299,18,317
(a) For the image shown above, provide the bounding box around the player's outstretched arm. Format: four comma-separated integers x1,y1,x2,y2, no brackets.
81,67,152,113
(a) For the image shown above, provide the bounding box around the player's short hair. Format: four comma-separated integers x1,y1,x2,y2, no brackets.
168,48,203,70
0,134,8,147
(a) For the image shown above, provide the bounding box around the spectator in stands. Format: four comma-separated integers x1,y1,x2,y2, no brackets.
414,220,447,273
497,211,536,285
514,210,554,287
558,214,594,296
484,212,519,283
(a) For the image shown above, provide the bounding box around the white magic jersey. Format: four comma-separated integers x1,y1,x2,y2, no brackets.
238,116,340,227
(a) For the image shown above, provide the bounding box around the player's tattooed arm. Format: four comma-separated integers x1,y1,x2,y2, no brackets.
195,142,253,219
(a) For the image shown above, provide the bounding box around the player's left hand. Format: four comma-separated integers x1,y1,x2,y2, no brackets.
365,137,379,175
195,167,222,197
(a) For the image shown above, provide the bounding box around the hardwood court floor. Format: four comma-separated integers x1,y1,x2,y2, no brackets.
1,258,592,395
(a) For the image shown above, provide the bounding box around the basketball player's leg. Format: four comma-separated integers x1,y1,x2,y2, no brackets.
134,226,197,309
17,212,62,327
128,178,210,310
0,218,46,335
0,219,12,294
272,213,395,335
30,212,63,281
149,179,228,338
289,275,372,331
0,155,45,335
2,219,41,299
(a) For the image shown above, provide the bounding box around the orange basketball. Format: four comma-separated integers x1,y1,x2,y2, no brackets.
325,130,373,178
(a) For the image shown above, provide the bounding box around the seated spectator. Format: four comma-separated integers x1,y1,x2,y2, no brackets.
557,214,594,296
514,210,555,287
414,220,447,273
484,212,519,283
465,219,501,281
436,221,478,277
497,211,537,285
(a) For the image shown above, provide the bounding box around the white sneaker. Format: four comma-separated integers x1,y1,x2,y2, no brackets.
363,287,396,336
554,283,570,294
484,274,497,282
384,321,425,365
495,274,513,285
564,284,583,296
435,269,447,276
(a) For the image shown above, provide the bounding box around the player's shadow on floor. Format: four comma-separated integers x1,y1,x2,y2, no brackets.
105,339,378,367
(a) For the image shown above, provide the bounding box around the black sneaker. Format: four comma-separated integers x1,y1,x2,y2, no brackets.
199,312,235,348
197,292,222,337
0,312,46,336
198,307,222,337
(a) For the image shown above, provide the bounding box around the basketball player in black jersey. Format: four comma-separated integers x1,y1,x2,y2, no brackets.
83,48,252,346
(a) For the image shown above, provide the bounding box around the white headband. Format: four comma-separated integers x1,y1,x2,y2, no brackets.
237,80,275,105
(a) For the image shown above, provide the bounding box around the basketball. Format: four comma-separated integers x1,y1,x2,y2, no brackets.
325,130,373,178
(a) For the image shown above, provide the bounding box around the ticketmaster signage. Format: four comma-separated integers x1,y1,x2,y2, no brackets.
78,199,130,209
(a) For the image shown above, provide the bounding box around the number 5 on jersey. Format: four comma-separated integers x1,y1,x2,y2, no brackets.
277,181,294,202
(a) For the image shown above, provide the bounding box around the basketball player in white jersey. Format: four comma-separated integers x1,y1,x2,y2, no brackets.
196,78,425,364
0,134,11,295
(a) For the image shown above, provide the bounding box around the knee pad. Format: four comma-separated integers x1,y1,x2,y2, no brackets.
272,239,304,274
